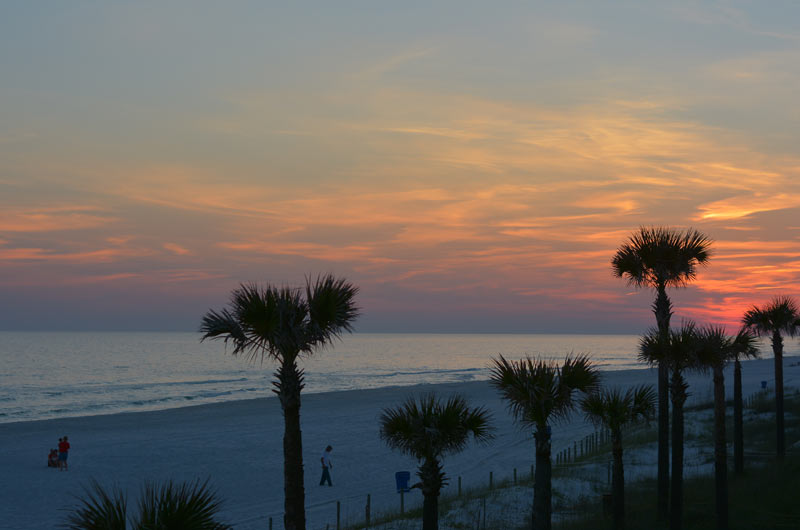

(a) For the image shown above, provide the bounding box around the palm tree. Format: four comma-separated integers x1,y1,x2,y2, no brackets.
490,354,599,530
742,296,800,459
694,326,757,530
730,328,759,476
581,385,655,530
612,226,712,519
200,275,359,530
63,479,231,529
379,394,494,530
640,323,701,530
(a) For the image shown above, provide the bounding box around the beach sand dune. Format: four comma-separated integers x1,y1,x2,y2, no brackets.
1,358,796,530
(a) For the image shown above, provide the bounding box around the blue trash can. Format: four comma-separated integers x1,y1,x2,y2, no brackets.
395,471,411,493
761,381,767,389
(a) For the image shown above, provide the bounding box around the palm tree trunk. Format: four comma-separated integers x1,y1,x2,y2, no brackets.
533,426,552,530
772,331,785,459
653,285,672,520
713,365,728,530
419,458,443,530
611,428,625,530
278,360,306,530
670,368,687,530
733,359,743,475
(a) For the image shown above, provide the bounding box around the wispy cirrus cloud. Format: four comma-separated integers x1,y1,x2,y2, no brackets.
0,206,116,232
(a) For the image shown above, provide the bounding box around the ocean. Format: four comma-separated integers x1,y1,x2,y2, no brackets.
0,331,777,424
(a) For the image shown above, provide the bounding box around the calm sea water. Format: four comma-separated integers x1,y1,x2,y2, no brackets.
0,331,763,424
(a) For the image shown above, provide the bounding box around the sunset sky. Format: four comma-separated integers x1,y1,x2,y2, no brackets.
2,2,799,333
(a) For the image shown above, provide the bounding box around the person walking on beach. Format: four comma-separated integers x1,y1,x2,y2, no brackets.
58,435,70,471
320,445,333,486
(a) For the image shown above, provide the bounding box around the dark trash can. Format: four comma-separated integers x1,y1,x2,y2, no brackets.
395,471,411,493
761,380,767,389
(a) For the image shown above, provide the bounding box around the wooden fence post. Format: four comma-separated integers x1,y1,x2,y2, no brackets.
336,501,340,530
365,494,371,528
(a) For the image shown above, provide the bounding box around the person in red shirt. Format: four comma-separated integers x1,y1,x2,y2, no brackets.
58,435,70,471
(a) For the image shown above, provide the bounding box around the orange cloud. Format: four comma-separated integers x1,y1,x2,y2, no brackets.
163,243,192,256
0,206,116,232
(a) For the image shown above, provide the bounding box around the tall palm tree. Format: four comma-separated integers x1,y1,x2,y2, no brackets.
200,275,359,530
490,354,599,530
63,479,231,529
612,226,712,519
730,328,759,476
694,326,757,530
742,296,800,459
379,394,494,530
581,385,655,530
640,323,701,530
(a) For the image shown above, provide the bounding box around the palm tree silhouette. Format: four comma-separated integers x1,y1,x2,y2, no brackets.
63,479,231,529
581,385,655,530
695,326,755,530
730,328,759,475
742,296,800,459
490,354,599,530
379,394,494,530
200,275,359,530
640,323,701,530
612,226,712,519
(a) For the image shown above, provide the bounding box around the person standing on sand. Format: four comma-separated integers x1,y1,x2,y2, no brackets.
58,435,70,471
320,445,333,486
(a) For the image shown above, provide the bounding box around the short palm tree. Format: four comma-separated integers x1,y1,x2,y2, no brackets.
63,479,231,529
490,354,599,530
640,323,701,530
612,226,712,519
379,394,494,530
581,385,655,530
695,326,756,530
730,328,759,475
742,296,800,459
200,275,359,530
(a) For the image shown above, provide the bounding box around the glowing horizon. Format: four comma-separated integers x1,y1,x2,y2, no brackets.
2,3,799,334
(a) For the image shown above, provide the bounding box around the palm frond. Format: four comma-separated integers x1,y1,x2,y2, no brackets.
490,353,597,429
637,328,664,366
62,479,127,530
732,328,760,361
742,296,800,338
694,325,733,372
379,393,494,461
581,384,655,432
305,274,360,349
612,226,712,289
134,479,231,530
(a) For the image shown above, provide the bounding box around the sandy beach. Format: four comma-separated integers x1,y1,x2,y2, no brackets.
2,357,797,530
